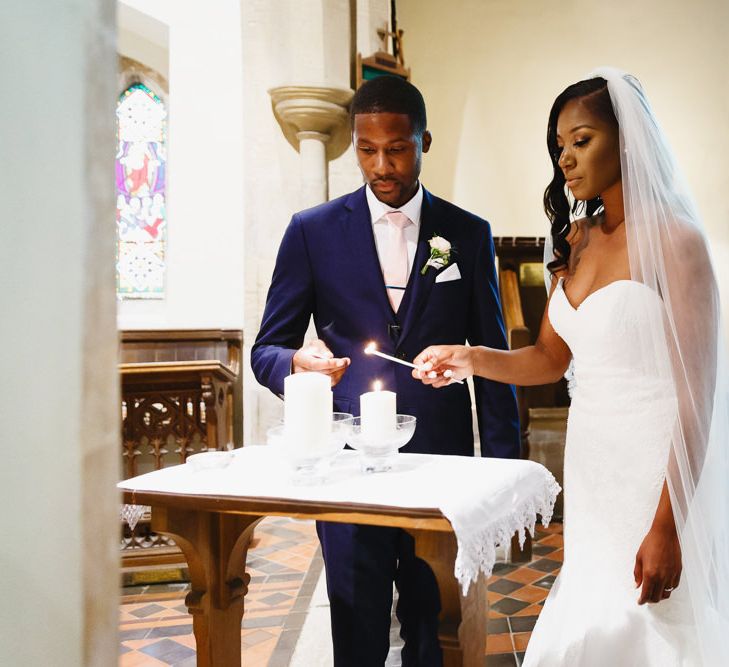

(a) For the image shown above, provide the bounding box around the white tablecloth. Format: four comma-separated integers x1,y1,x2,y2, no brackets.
119,446,560,593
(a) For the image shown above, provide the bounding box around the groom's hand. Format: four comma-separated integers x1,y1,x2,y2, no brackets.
292,339,350,387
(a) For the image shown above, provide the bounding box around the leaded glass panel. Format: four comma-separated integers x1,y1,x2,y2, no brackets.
116,83,167,299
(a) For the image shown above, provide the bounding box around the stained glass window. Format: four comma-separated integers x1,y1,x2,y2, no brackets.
116,82,167,299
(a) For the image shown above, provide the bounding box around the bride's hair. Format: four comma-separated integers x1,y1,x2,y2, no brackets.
543,77,618,274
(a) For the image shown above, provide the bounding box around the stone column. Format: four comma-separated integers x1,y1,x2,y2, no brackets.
296,131,329,207
269,85,353,208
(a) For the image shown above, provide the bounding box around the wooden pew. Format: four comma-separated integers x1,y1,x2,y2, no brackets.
119,329,243,573
495,238,569,562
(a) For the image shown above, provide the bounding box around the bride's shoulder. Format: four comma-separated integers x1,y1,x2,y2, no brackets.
661,218,711,273
666,218,706,249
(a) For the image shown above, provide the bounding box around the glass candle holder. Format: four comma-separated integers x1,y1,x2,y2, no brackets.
344,415,416,473
267,412,353,484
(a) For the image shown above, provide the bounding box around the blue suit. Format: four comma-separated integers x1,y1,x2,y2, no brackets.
252,185,519,665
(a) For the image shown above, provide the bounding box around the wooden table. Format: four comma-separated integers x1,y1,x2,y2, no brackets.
120,488,489,667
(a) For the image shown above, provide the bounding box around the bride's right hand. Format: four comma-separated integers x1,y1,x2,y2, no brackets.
412,345,475,387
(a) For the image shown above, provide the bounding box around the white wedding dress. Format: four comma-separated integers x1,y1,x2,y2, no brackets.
522,277,701,666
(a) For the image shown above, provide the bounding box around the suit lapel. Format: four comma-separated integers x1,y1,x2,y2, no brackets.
398,189,441,344
342,187,393,319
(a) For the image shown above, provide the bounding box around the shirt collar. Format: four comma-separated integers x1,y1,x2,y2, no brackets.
365,182,423,227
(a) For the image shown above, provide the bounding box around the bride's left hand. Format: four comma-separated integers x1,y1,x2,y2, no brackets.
634,523,682,604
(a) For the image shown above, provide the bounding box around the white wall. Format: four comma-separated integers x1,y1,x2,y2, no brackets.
116,0,245,330
117,3,168,80
0,1,119,664
399,0,729,303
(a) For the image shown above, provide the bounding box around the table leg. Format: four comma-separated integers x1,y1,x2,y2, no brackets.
510,531,532,563
407,529,489,667
151,507,263,667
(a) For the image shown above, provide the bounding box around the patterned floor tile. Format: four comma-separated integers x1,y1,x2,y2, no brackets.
534,574,557,589
513,602,547,617
539,534,564,548
488,617,510,634
486,632,514,654
513,632,531,652
119,516,320,667
486,652,519,666
242,629,278,647
508,615,539,633
529,557,562,573
139,638,196,663
129,603,168,618
119,518,565,666
489,578,525,596
259,592,293,606
491,597,531,616
510,585,548,604
146,624,193,639
119,652,168,667
503,567,544,585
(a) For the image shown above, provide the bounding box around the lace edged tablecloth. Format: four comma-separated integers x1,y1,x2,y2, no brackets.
119,446,560,594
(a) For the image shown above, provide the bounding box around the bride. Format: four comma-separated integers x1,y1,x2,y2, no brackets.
413,68,729,665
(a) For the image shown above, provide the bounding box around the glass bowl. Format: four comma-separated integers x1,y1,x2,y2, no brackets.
186,450,235,472
267,412,353,483
344,415,416,473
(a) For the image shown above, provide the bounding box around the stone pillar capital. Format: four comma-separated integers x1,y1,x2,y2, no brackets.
269,85,353,161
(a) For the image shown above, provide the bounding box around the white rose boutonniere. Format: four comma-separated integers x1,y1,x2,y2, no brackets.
421,235,453,275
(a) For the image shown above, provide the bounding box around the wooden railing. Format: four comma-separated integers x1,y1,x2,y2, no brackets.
499,268,531,351
494,237,569,520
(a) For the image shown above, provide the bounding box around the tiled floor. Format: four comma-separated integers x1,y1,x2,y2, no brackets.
119,519,563,666
485,523,563,666
119,517,322,667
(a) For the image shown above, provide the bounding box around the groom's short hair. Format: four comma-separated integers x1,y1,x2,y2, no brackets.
350,76,427,136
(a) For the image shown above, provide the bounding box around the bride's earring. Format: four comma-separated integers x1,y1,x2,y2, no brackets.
565,184,580,220
571,198,585,217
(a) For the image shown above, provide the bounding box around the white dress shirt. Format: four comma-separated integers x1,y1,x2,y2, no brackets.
365,183,423,281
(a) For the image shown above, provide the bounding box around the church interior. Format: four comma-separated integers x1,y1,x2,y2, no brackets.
2,0,728,665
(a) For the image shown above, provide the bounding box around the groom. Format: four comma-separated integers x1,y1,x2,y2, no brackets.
252,76,519,666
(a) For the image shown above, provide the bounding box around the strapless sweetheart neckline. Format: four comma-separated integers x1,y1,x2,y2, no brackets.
557,277,643,312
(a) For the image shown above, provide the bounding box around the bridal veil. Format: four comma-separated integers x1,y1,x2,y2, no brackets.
545,67,729,664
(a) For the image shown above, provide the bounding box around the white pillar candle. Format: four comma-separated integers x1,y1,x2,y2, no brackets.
360,381,397,441
284,372,332,452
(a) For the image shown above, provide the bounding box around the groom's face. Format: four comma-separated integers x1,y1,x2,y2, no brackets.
353,112,432,208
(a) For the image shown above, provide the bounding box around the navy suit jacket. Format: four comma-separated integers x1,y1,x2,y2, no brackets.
252,186,520,458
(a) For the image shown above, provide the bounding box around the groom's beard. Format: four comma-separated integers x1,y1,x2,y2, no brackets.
369,178,418,208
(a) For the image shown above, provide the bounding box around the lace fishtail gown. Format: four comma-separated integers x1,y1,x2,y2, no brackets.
522,278,700,666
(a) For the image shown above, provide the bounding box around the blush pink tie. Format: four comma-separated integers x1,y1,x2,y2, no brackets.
382,211,412,311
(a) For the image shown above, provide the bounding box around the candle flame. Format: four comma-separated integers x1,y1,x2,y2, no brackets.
373,380,382,391
364,342,377,355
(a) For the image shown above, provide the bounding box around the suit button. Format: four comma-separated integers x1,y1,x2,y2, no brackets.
396,351,407,360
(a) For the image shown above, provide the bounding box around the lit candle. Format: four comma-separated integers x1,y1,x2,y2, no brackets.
284,372,332,452
360,380,397,440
